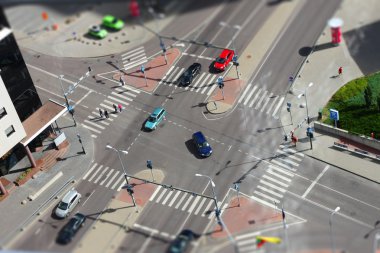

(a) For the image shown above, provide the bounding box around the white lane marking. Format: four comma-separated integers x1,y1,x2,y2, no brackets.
162,190,174,205
260,179,287,192
156,188,167,203
253,190,280,203
190,72,205,91
94,166,109,184
302,165,329,198
121,46,144,57
105,170,120,188
262,174,289,188
255,90,267,109
175,193,188,209
238,83,252,103
271,159,296,171
106,96,130,106
243,85,258,106
116,177,127,191
201,200,214,217
168,191,181,207
91,134,97,138
99,168,113,186
201,75,216,94
88,165,103,182
83,163,97,180
149,186,162,201
84,119,105,129
187,196,201,214
181,195,194,211
257,185,283,198
272,96,285,116
248,88,262,107
111,91,134,102
82,124,102,134
266,95,278,114
111,176,124,190
260,92,272,112
276,149,302,161
267,168,292,182
82,189,95,207
194,197,207,215
197,73,212,92
170,68,185,87
276,157,299,167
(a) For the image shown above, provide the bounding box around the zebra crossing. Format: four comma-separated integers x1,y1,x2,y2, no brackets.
121,46,147,70
251,144,304,206
158,66,219,95
81,86,140,138
149,185,229,219
82,163,127,191
238,83,285,119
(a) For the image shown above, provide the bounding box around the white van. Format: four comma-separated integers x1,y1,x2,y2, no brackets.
55,188,81,218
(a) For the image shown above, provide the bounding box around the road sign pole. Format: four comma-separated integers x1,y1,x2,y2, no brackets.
221,87,225,100
147,160,154,182
235,65,239,79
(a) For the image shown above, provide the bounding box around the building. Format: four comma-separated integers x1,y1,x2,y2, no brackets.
0,7,43,176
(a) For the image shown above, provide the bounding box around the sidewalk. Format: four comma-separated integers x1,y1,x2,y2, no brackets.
280,0,380,183
0,116,95,248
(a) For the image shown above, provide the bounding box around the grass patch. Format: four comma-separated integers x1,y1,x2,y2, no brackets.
323,71,380,138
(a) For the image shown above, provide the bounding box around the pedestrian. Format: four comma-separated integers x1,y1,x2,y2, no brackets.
120,76,125,86
338,66,343,76
113,104,117,113
104,110,109,118
99,108,103,118
118,104,122,112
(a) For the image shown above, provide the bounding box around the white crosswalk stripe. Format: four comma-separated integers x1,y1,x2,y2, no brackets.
238,83,286,119
121,46,147,70
147,187,220,219
251,144,304,204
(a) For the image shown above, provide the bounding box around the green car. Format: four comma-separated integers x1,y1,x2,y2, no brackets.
89,25,107,39
102,15,124,30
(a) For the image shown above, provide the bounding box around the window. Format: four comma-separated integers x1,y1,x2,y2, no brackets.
0,107,6,119
5,125,15,137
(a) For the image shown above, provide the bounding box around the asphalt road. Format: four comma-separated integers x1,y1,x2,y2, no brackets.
8,0,380,253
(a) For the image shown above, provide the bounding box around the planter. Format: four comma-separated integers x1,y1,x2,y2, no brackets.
14,167,40,186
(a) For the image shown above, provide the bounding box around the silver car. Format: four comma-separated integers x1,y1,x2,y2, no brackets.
55,189,81,218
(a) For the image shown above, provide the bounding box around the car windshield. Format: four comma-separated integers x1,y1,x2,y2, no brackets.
216,57,225,64
112,18,118,24
198,142,209,148
58,202,68,210
148,116,157,122
183,70,191,77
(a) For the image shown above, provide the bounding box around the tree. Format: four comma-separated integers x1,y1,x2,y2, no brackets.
377,94,380,112
364,86,373,108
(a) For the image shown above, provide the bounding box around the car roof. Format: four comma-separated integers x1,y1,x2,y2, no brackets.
62,189,78,203
193,131,206,142
219,49,234,57
152,107,164,116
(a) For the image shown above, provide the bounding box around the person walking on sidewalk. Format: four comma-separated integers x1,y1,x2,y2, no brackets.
99,108,103,118
104,110,109,119
113,104,118,113
338,66,343,76
118,104,123,112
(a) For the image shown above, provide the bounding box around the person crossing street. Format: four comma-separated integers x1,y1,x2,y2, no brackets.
104,110,109,118
99,108,103,118
118,104,123,112
113,104,118,113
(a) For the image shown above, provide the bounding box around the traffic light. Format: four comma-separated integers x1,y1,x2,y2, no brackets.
129,0,140,17
127,188,134,194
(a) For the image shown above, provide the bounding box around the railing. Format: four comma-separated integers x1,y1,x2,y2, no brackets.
333,142,380,161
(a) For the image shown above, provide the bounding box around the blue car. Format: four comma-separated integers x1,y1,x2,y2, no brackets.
192,131,212,157
145,107,166,130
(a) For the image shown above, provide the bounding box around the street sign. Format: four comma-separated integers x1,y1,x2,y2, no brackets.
232,55,238,63
329,109,339,121
233,183,240,191
147,160,152,169
287,102,291,108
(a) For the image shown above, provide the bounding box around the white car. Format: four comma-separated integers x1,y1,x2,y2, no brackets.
55,189,81,218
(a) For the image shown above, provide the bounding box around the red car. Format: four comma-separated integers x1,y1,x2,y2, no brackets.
213,49,234,71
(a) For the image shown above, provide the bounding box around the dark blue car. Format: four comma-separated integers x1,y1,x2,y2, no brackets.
192,131,212,157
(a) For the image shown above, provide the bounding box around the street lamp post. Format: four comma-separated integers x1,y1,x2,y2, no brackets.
364,222,380,253
220,22,241,79
148,6,167,64
106,145,129,185
329,206,340,253
195,174,220,218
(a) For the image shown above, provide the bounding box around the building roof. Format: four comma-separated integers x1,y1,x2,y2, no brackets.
20,100,66,146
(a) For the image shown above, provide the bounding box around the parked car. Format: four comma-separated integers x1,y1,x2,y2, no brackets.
55,188,81,218
179,63,201,86
167,229,194,253
192,131,212,157
144,107,166,130
56,213,86,244
89,25,108,39
213,49,234,71
102,15,124,30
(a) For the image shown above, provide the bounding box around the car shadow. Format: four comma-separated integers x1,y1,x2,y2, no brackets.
184,139,204,159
